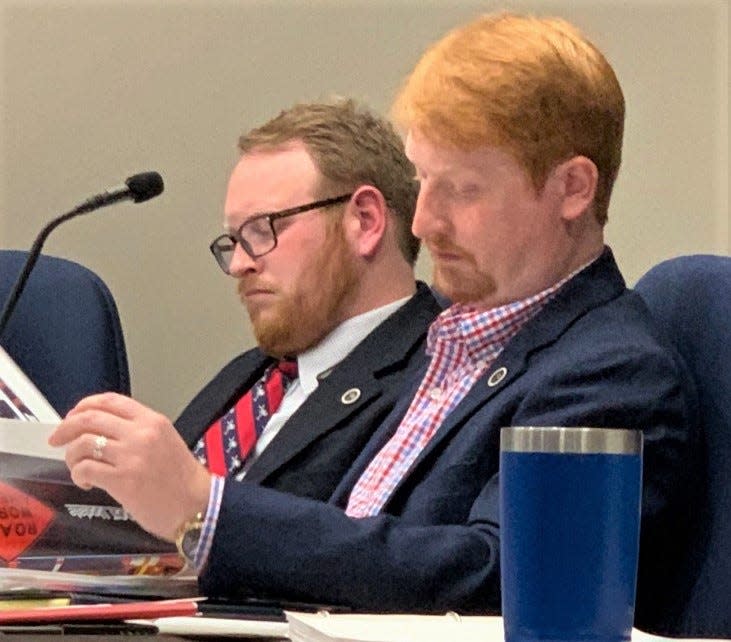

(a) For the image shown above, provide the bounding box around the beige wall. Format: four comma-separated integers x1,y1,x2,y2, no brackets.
0,0,728,417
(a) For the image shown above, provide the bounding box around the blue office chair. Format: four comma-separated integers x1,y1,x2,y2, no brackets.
635,254,731,637
0,250,130,416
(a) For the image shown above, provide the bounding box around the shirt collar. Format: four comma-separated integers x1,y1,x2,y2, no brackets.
428,253,602,364
296,295,411,394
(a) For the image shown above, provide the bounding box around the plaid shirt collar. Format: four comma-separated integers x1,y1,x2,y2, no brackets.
427,255,602,368
427,297,550,369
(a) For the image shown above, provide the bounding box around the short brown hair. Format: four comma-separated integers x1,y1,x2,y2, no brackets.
392,13,624,224
239,99,420,264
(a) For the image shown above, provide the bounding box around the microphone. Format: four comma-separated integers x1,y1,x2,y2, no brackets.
0,171,164,339
77,171,164,211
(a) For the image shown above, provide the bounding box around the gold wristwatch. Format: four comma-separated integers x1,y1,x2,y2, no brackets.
175,512,204,566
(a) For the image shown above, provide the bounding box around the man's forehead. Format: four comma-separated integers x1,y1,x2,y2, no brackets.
224,147,320,223
405,129,502,176
230,144,320,190
235,141,317,173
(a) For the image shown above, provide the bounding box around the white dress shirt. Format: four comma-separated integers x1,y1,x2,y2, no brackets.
234,294,411,479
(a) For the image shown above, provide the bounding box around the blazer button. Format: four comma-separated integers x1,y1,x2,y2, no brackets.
341,388,362,404
487,367,507,387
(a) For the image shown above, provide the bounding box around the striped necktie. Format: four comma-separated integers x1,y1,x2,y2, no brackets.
193,360,298,476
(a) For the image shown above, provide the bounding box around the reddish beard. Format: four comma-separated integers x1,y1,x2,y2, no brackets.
238,222,360,357
427,236,496,304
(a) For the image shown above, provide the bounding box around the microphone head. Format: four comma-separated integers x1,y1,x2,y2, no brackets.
125,171,164,203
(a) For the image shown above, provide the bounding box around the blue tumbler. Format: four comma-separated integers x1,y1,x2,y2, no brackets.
500,426,642,642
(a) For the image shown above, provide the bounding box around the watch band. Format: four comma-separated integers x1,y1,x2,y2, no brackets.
175,512,204,565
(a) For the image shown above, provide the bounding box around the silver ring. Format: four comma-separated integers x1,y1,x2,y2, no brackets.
92,435,108,461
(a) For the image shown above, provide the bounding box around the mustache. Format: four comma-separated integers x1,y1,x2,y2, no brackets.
237,278,277,298
425,236,470,259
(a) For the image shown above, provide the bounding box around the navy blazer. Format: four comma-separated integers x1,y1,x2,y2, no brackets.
175,282,443,500
199,250,698,615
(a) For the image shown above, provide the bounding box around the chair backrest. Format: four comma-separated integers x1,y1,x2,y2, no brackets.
0,250,130,416
635,254,731,637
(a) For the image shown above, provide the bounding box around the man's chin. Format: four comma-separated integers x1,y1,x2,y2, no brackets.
251,315,314,357
433,270,493,306
253,331,293,359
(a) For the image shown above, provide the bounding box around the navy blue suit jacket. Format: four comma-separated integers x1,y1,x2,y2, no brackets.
175,282,443,500
198,250,698,616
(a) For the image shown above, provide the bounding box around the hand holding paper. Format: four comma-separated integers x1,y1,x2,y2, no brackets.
48,393,211,541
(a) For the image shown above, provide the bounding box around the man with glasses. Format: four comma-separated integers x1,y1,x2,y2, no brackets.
172,100,441,501
51,14,694,622
50,97,440,539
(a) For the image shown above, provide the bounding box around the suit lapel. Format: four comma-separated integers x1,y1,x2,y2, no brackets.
329,373,424,506
381,249,627,504
245,284,441,483
175,350,272,447
244,370,384,483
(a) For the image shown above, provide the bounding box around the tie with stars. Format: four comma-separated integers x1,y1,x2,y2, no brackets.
193,359,298,476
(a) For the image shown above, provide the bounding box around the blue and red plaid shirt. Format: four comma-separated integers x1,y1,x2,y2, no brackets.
345,268,585,518
193,259,598,570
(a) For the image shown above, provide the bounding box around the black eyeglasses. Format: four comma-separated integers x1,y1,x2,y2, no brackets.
210,193,352,273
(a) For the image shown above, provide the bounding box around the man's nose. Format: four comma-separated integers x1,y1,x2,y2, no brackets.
227,243,259,276
411,184,446,240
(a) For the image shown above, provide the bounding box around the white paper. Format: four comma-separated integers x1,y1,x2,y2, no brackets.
138,615,290,637
285,612,499,642
0,419,62,460
0,565,199,598
284,613,729,642
0,347,60,422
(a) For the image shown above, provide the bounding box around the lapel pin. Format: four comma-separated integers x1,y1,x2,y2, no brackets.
317,368,333,381
341,388,361,404
487,366,507,387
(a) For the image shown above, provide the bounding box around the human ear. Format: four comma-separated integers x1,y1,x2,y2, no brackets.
345,185,388,258
552,156,598,221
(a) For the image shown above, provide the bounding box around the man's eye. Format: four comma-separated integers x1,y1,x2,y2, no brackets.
241,218,271,239
459,184,480,197
440,182,458,197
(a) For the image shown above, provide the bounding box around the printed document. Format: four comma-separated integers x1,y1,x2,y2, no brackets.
0,347,59,423
0,346,189,596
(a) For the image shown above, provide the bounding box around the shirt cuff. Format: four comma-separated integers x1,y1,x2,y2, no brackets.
194,474,225,572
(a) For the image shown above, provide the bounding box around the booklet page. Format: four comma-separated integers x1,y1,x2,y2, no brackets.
0,347,59,423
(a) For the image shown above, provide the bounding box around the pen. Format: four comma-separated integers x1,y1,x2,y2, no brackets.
202,597,351,615
198,601,286,621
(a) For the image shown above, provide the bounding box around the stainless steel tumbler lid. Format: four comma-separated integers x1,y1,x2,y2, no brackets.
500,426,642,454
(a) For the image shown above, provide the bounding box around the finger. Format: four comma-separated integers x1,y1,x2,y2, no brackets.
69,457,140,506
49,409,129,446
69,458,114,493
65,433,117,468
66,393,146,421
65,392,124,416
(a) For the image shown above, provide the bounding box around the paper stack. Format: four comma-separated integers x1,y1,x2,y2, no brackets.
285,612,728,642
286,612,502,642
0,346,188,597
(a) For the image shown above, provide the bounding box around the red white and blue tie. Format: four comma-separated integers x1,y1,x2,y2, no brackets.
193,360,298,476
